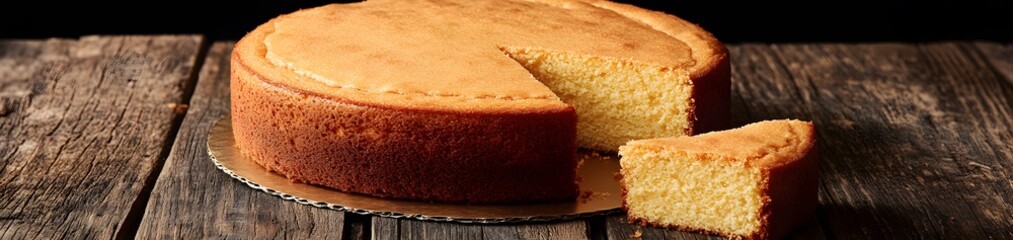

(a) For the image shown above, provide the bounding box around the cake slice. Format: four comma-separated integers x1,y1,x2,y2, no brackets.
618,120,818,239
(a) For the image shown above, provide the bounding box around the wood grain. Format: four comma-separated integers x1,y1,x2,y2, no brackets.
975,42,1013,85
372,217,590,239
134,42,359,239
604,215,718,240
0,36,202,239
770,43,1012,239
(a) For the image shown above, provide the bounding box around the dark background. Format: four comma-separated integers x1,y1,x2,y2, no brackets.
1,1,1010,43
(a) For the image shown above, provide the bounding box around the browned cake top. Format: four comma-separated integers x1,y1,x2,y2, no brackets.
624,120,816,167
259,0,720,102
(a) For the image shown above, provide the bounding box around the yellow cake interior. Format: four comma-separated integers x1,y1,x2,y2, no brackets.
503,47,694,150
620,147,763,236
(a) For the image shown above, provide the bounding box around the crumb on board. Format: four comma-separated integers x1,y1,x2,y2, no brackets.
166,103,188,114
578,191,611,203
629,229,642,238
579,191,594,203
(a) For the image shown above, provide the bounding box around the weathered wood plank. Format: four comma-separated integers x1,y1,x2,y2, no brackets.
975,42,1013,84
769,43,1012,239
604,215,717,240
136,42,354,239
974,42,1013,102
372,217,589,240
605,214,826,240
0,36,202,239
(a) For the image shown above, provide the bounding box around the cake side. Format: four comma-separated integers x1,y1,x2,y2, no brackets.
687,57,731,135
231,24,580,203
755,122,818,239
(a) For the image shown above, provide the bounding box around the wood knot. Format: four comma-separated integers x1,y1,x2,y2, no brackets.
0,97,23,117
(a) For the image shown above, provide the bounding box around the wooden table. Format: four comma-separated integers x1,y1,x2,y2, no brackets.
1,36,1011,239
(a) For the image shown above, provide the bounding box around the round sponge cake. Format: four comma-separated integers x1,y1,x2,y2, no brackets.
231,0,729,203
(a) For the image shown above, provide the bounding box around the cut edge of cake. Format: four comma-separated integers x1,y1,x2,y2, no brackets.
618,119,818,239
502,46,696,151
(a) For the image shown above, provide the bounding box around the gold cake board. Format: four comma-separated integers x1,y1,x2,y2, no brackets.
208,117,623,223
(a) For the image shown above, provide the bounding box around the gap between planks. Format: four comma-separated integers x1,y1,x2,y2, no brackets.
112,39,211,240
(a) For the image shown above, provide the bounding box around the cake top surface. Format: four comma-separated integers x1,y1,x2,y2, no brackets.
623,120,816,167
257,0,720,101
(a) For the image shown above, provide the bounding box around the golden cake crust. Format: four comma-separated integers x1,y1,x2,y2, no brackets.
262,0,722,108
624,120,817,167
232,0,729,203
